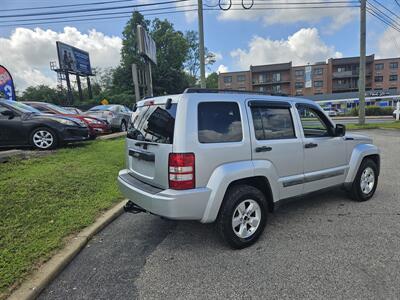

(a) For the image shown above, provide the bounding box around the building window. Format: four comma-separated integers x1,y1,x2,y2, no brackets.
314,92,323,95
337,79,346,85
237,74,246,82
272,73,281,82
223,76,232,83
295,82,304,89
390,75,398,81
272,85,281,93
313,68,323,75
258,74,267,83
389,87,397,94
390,62,398,69
337,67,346,73
375,63,384,71
295,69,304,77
374,76,383,82
314,80,323,88
295,91,303,96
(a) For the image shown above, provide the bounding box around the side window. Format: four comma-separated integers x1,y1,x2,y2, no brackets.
198,102,242,143
251,107,295,140
298,106,331,137
0,105,10,120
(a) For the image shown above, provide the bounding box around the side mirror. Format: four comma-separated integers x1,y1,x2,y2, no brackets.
1,110,15,119
335,124,346,136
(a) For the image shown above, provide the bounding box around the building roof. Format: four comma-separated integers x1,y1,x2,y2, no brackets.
250,62,292,72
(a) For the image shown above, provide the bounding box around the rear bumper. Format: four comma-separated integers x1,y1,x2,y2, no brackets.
118,169,211,221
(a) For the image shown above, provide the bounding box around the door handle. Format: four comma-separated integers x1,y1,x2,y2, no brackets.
255,146,272,152
304,143,318,149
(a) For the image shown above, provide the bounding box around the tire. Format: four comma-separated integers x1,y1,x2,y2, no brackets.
120,120,127,132
217,185,267,249
89,134,97,140
30,127,58,150
350,158,378,202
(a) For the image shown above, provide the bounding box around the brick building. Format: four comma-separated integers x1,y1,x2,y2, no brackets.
218,54,400,97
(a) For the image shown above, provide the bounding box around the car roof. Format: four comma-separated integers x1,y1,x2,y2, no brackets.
135,91,317,107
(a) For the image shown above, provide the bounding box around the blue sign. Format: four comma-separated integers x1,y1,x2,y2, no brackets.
56,41,92,75
0,65,16,100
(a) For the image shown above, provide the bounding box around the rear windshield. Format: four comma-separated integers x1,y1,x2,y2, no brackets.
127,104,177,144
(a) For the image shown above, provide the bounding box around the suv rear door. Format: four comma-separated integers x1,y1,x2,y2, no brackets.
246,100,304,199
126,99,177,189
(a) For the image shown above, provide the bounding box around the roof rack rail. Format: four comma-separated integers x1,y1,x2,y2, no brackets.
183,88,287,97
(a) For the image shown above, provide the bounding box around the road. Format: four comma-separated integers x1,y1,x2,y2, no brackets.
39,130,400,299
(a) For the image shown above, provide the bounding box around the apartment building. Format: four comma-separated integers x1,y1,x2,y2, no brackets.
218,54,400,97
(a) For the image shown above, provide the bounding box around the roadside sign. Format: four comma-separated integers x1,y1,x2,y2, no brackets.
101,99,109,105
56,41,92,75
137,25,157,64
0,65,16,100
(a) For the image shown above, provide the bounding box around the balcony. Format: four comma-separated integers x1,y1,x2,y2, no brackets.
252,79,290,85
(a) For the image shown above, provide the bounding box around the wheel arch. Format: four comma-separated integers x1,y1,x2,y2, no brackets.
345,143,380,183
29,125,60,147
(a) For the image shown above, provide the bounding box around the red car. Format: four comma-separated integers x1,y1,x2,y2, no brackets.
23,101,111,139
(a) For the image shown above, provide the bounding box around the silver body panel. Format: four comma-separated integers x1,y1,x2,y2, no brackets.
118,92,380,223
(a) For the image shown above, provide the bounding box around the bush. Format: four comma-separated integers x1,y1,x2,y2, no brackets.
351,106,393,116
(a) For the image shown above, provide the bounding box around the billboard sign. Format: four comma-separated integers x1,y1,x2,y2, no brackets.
56,41,92,75
304,66,312,88
0,65,16,100
137,25,157,64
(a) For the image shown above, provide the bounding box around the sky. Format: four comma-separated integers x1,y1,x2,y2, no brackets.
1,0,399,91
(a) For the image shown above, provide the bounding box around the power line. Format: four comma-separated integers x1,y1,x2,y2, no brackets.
0,4,196,24
367,1,400,28
2,0,143,12
370,0,400,20
367,7,400,32
0,0,189,19
0,9,198,28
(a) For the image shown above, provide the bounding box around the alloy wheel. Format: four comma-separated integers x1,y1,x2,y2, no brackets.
33,130,54,149
232,199,261,239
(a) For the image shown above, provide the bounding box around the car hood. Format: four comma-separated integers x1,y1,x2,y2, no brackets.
345,133,373,144
27,113,86,125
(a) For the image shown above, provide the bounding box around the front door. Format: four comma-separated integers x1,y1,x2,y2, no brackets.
0,104,23,146
296,104,347,193
247,100,304,200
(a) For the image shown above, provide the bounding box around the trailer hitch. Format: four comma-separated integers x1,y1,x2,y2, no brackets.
124,200,147,214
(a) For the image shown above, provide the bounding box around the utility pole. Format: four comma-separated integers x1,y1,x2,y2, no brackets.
197,0,206,88
359,0,366,125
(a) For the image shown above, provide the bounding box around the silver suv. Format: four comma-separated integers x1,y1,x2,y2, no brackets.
118,89,380,248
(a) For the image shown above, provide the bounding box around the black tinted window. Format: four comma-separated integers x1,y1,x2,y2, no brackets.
298,106,331,137
127,104,177,144
198,102,242,143
251,107,295,140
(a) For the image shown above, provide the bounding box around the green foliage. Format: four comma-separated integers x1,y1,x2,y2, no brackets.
206,72,219,89
0,138,125,297
20,85,66,104
351,106,394,116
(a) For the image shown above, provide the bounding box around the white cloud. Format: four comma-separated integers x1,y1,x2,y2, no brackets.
217,64,229,73
230,28,342,69
376,27,400,58
217,1,358,33
0,27,122,90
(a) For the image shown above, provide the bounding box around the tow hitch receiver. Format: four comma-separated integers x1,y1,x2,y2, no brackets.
124,200,147,214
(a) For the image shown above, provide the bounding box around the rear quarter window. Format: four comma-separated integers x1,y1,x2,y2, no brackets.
198,102,243,143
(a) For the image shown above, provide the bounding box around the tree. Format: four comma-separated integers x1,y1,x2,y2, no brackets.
184,30,217,79
206,72,219,89
150,18,191,95
20,85,65,104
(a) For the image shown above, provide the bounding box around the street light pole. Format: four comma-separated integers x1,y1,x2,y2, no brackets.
359,0,366,125
197,0,206,88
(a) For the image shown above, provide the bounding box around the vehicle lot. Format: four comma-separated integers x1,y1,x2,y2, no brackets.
40,129,400,299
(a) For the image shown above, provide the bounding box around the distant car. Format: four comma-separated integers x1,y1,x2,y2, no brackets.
23,101,111,139
323,107,338,117
63,107,83,114
84,105,132,132
0,99,89,150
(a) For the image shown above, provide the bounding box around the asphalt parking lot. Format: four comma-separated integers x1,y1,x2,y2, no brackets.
39,129,400,299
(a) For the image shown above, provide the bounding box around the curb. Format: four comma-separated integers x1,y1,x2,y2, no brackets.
8,201,126,300
98,132,126,140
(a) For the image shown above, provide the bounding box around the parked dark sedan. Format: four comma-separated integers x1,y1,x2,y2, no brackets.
0,100,89,150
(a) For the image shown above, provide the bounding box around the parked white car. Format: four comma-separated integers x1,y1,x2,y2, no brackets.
118,89,380,248
323,107,338,117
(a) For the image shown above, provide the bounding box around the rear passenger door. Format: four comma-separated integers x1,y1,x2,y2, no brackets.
247,100,304,199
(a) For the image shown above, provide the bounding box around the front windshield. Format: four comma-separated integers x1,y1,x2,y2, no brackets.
45,103,73,114
3,100,41,113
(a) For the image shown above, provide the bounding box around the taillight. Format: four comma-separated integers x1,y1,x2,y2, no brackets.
168,153,195,190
